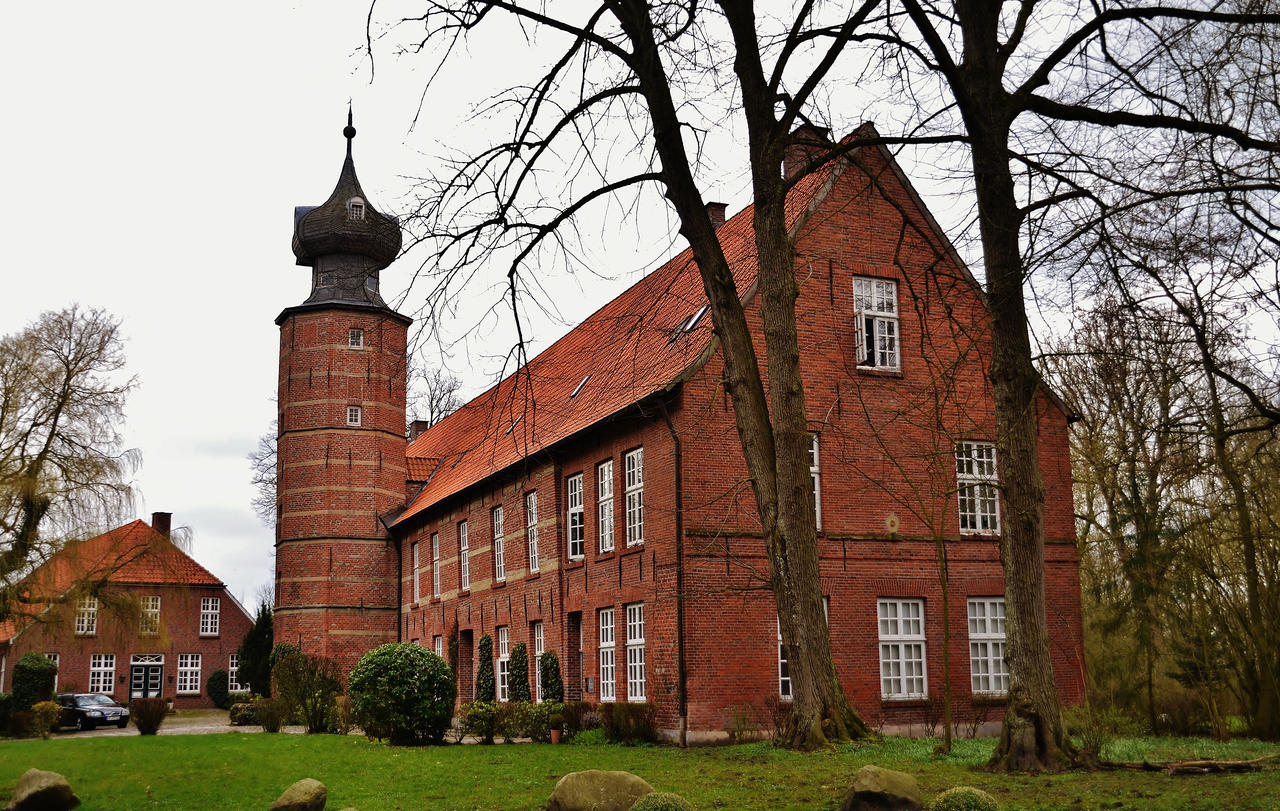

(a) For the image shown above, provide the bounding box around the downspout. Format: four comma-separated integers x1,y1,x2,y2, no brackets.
659,399,688,747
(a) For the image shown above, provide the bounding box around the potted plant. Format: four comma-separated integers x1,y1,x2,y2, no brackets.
549,710,564,744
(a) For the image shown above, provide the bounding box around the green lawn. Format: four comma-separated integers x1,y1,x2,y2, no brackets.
0,733,1277,810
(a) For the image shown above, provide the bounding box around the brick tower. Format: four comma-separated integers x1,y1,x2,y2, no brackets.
274,113,410,670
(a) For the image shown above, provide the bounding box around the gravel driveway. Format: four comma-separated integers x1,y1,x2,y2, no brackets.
54,709,285,738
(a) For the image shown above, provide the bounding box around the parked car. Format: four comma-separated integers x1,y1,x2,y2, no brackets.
55,693,130,731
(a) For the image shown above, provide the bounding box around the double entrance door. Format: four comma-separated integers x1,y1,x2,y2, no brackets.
130,654,164,699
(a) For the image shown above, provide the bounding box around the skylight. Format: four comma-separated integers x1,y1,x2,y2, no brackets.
683,305,709,332
570,374,591,399
504,414,524,435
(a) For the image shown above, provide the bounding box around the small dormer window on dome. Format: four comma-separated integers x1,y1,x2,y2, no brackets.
348,197,365,221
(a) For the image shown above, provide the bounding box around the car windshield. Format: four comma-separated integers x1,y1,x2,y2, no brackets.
75,695,116,707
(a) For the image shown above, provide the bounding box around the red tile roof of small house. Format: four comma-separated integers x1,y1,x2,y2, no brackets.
393,128,874,528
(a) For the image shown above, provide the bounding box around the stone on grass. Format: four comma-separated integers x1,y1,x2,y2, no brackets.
5,768,80,811
269,778,327,811
546,769,654,811
838,765,923,811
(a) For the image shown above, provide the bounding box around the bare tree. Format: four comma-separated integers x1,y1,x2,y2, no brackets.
408,365,463,429
248,419,278,527
0,306,138,618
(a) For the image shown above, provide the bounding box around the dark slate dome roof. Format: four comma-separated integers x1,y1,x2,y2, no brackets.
292,122,402,269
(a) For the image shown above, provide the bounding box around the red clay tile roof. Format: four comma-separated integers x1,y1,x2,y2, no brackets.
394,141,847,528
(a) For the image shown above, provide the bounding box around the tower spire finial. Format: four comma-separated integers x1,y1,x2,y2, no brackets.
343,102,356,158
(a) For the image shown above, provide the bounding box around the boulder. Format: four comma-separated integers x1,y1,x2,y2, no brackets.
838,765,923,811
269,778,327,811
547,769,654,811
5,768,80,811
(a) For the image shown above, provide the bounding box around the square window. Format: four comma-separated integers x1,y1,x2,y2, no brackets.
347,405,362,426
349,328,364,349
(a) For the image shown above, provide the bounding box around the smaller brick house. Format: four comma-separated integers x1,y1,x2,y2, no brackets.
0,513,253,709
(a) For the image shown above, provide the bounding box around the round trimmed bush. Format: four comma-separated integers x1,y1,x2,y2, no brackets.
928,786,1000,811
631,791,695,811
349,643,456,745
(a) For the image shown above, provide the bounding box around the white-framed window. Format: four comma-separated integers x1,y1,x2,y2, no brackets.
497,626,510,702
599,608,616,702
75,596,98,636
566,473,584,560
433,635,444,658
200,597,220,636
431,533,441,598
625,603,646,701
810,434,823,532
349,328,364,349
228,653,244,692
878,598,927,699
177,653,201,695
533,621,545,703
45,654,59,691
597,460,614,553
89,654,115,694
412,541,421,602
956,442,1000,534
526,492,540,572
968,597,1009,695
492,506,506,582
778,597,828,700
624,448,644,547
347,405,362,426
140,595,161,636
853,277,899,369
459,520,470,591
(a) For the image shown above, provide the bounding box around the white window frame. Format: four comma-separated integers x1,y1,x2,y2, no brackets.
347,405,362,426
533,621,545,703
431,533,441,598
140,595,161,636
434,635,444,658
624,448,644,547
497,626,510,702
526,491,540,572
177,653,201,695
625,602,646,702
492,506,506,582
89,653,115,694
778,597,828,700
599,608,616,702
566,473,584,560
459,520,470,591
597,460,614,553
956,441,1000,534
200,597,220,637
412,541,421,602
46,653,59,692
878,598,927,700
349,328,364,349
853,277,900,370
75,596,98,636
968,597,1009,695
810,433,823,532
228,653,244,692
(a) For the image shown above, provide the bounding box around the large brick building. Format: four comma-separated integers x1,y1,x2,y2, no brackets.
275,118,1084,739
0,513,254,709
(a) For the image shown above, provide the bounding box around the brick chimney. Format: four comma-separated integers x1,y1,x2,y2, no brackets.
151,512,172,538
705,202,727,230
783,125,832,180
408,419,432,442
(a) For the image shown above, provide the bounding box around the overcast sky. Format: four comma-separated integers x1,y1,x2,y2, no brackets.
2,2,979,608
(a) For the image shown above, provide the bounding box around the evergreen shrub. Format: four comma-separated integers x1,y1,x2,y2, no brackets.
348,643,456,745
509,642,531,703
599,701,657,744
207,669,230,709
460,700,503,744
538,650,564,702
12,652,58,712
476,634,496,702
30,701,63,738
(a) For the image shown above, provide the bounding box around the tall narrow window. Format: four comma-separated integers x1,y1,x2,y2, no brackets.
533,621,545,703
956,442,1000,534
599,608,616,702
228,653,244,692
497,626,510,702
779,598,829,700
89,654,115,694
412,541,421,602
878,598,927,699
177,653,202,695
346,405,362,426
624,448,644,546
45,654,59,692
566,473,584,560
75,596,98,636
348,328,364,349
526,492,540,572
200,597,221,636
625,603,646,701
597,460,614,553
459,520,470,591
431,533,441,598
853,277,899,369
809,434,823,532
968,597,1009,695
434,636,444,658
492,506,506,582
140,595,161,636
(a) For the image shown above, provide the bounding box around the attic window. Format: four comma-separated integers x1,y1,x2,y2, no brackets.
570,374,591,399
348,197,366,220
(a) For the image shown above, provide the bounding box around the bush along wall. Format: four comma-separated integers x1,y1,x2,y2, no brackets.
476,634,496,703
539,651,564,703
509,643,531,703
12,652,58,712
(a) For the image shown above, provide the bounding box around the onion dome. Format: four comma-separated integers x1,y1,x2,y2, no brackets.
292,111,402,269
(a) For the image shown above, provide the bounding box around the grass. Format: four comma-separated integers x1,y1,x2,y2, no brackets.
0,732,1277,810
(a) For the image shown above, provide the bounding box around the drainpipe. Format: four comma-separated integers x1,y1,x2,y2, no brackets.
659,400,688,747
